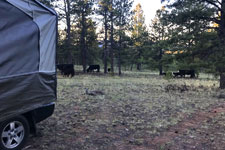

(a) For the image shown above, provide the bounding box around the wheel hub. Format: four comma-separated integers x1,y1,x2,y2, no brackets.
1,121,25,149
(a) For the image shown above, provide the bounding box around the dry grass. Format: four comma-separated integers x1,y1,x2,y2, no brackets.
24,71,225,150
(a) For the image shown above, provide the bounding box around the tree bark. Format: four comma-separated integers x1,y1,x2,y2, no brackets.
159,48,163,75
110,10,114,74
81,10,87,73
104,11,108,74
220,73,225,89
118,35,122,75
64,0,72,64
137,51,141,71
137,63,141,71
219,0,225,88
159,65,163,75
130,64,133,71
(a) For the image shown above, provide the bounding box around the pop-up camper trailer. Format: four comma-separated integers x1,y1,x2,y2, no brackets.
0,0,57,149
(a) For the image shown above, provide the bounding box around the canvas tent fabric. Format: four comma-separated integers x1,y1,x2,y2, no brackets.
0,0,57,122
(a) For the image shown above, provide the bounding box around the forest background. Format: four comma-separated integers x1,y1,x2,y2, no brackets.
40,0,225,89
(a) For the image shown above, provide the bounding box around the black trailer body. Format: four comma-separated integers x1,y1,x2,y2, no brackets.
0,0,57,149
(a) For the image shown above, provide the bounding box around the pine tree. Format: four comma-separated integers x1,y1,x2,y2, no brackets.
161,0,225,88
131,3,148,71
115,0,133,75
74,0,95,73
106,0,118,74
49,0,77,64
150,7,170,75
97,0,111,74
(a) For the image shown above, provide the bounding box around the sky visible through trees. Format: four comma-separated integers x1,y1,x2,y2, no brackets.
40,0,225,89
55,0,162,29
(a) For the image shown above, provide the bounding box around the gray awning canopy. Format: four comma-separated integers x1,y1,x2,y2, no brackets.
2,0,57,75
0,0,57,121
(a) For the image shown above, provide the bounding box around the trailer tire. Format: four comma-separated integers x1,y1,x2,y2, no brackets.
0,115,30,150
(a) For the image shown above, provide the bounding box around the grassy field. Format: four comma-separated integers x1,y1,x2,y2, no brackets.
24,71,225,150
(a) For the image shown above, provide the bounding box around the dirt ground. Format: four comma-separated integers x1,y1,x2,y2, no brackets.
23,72,225,150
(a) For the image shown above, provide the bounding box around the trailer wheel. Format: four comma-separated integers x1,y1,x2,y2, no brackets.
0,116,30,150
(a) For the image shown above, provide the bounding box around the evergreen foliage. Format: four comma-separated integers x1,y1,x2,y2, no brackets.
161,0,225,88
40,0,225,88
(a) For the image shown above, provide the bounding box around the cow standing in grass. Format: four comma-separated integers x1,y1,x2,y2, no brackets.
57,64,75,77
87,65,100,73
173,70,196,78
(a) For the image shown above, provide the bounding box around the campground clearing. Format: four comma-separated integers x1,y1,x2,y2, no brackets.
24,72,225,150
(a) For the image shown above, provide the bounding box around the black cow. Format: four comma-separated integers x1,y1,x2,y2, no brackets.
173,70,195,78
87,65,100,72
173,72,181,77
57,64,75,77
179,70,195,78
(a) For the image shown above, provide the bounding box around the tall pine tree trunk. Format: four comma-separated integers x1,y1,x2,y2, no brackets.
110,11,114,74
130,64,133,71
159,65,163,75
219,0,225,88
104,11,108,74
64,0,72,64
81,11,87,73
118,14,122,76
220,73,225,89
118,34,122,75
137,63,141,71
159,48,163,75
137,51,141,71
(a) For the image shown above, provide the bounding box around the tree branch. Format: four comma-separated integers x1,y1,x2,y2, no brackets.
216,0,222,5
196,16,220,24
204,0,222,11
